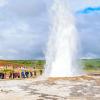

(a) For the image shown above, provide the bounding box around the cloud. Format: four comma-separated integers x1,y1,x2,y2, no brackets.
69,0,100,12
0,0,7,7
0,0,49,60
0,0,100,60
81,53,99,59
76,9,100,58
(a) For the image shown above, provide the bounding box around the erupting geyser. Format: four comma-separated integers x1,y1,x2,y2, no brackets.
44,0,83,77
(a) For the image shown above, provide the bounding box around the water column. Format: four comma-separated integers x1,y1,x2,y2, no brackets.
44,0,82,77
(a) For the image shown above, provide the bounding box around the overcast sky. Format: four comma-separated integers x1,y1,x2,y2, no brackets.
0,0,100,60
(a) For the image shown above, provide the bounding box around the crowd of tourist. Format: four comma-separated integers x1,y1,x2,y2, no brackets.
0,67,43,79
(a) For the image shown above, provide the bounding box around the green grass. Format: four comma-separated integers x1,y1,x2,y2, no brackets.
0,60,45,68
0,59,100,71
81,59,100,71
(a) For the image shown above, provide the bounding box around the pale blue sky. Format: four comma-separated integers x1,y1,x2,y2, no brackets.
0,0,100,60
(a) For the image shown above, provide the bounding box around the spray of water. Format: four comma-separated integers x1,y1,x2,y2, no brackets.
44,0,83,77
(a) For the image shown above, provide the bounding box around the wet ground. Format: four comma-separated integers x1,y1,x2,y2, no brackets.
0,75,100,100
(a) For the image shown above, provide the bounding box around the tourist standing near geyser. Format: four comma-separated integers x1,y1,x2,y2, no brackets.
44,0,83,77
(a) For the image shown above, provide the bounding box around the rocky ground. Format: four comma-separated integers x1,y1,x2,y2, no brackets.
0,75,100,100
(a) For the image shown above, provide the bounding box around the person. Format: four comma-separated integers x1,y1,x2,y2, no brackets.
0,73,4,79
21,67,25,78
14,72,20,78
30,71,33,77
33,67,36,76
40,69,42,75
25,71,29,78
21,71,25,78
9,73,13,79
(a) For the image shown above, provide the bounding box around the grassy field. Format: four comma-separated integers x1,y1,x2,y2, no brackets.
0,60,45,68
0,59,100,71
82,59,100,70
